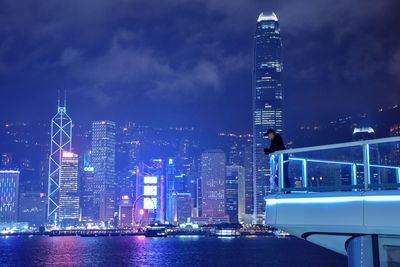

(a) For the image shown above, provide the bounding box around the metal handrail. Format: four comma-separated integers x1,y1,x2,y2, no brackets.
271,136,400,156
269,136,400,192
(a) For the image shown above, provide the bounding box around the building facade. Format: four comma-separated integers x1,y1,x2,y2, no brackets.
226,165,245,224
169,192,193,225
47,98,73,225
253,12,284,223
18,192,46,226
92,121,116,223
200,150,226,219
135,160,165,224
59,151,80,225
0,170,19,222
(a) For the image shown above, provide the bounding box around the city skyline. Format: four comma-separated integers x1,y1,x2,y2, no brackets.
1,4,399,265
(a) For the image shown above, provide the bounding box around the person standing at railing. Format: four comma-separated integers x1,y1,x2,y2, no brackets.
263,129,290,191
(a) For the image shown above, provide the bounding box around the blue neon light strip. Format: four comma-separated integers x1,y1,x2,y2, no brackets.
289,157,400,170
265,195,400,205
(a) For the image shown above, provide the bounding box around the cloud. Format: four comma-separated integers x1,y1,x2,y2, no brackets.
0,0,400,129
55,28,247,105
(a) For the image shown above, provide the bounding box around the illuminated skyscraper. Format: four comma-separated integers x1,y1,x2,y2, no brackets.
226,165,245,224
59,151,80,225
165,158,175,223
200,150,226,219
135,160,165,224
253,12,283,223
47,95,73,225
81,151,95,222
0,170,19,222
92,121,116,223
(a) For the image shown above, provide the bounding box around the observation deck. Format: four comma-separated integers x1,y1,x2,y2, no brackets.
265,136,400,267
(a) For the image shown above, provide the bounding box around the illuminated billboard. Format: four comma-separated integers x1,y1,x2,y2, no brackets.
144,185,157,196
144,176,158,184
143,197,157,209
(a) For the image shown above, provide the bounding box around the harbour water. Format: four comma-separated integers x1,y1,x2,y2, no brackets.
0,235,347,266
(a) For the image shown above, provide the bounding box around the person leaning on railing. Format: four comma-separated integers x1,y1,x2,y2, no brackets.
263,129,290,191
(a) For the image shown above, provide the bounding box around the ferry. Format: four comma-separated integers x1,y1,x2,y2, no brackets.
144,226,167,237
213,229,240,237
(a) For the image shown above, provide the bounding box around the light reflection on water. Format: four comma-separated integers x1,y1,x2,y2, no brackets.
0,236,347,266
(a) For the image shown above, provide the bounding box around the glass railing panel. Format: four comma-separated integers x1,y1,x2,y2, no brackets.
369,141,400,189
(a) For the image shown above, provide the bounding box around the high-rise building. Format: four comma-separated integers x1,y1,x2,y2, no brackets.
118,195,133,227
59,151,80,225
169,193,193,225
47,96,73,225
81,151,95,222
165,158,175,222
18,192,46,226
135,160,165,224
0,170,20,222
243,144,254,219
253,12,283,223
92,121,116,223
200,150,226,219
226,165,245,224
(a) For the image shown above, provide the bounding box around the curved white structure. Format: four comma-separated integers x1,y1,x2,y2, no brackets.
265,137,400,266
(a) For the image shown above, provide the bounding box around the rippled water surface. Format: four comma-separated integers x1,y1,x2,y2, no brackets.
0,235,347,266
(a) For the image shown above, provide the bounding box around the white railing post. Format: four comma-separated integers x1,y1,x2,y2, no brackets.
278,153,284,192
351,163,357,191
363,144,370,190
302,159,308,188
269,155,277,192
396,168,400,188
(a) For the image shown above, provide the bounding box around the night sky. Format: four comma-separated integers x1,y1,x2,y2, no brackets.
1,0,399,133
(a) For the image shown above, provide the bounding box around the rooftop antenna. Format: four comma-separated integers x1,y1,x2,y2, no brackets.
64,89,67,109
57,89,61,108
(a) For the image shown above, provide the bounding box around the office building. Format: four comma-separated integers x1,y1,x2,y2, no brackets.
92,120,116,223
169,193,193,225
18,192,46,226
226,165,245,223
135,159,165,224
200,150,227,221
0,170,20,222
47,97,73,225
59,151,80,225
119,195,133,227
253,12,284,223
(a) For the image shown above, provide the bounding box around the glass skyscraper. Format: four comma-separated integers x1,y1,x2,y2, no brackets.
226,165,245,224
200,150,226,219
0,170,19,222
59,151,80,225
92,121,116,223
253,12,283,223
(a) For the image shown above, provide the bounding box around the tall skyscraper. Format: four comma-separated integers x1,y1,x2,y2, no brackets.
200,150,226,219
59,151,80,225
253,12,283,223
165,158,175,222
81,151,95,222
47,96,73,225
226,165,245,224
243,144,254,218
92,121,116,223
0,170,19,222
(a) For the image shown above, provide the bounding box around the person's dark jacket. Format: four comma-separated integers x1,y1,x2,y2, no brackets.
263,133,286,155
